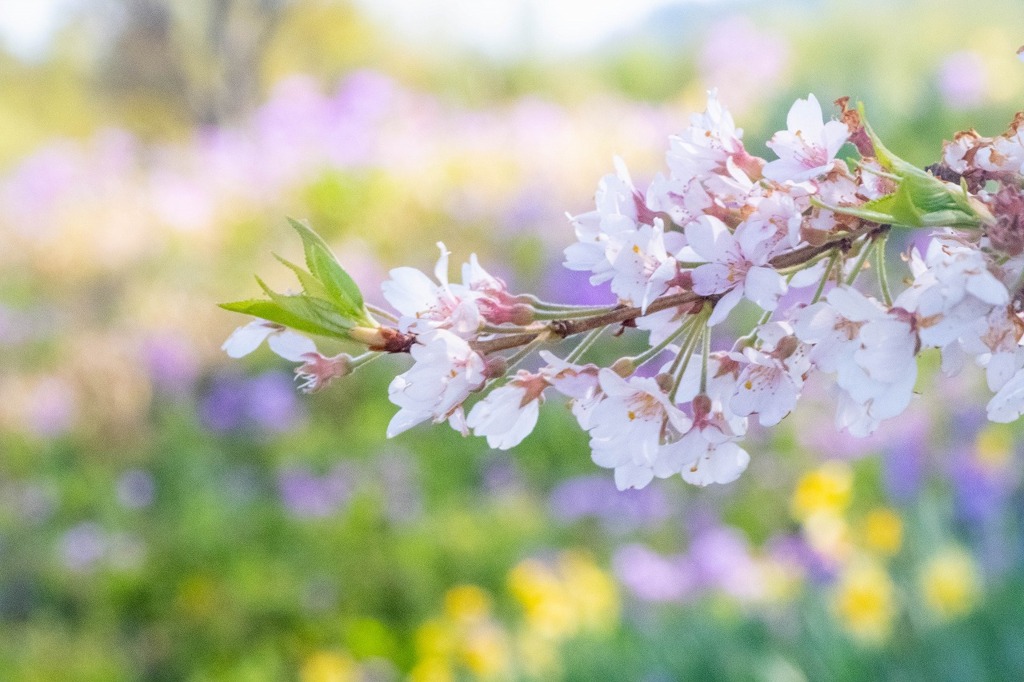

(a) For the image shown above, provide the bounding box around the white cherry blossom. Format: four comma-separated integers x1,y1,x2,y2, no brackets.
586,369,692,490
382,242,481,337
387,329,486,438
730,323,810,427
466,371,546,450
685,215,787,325
763,94,850,183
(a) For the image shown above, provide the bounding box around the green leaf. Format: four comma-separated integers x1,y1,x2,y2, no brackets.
854,103,982,229
287,218,370,322
255,277,356,337
273,253,329,299
218,298,342,338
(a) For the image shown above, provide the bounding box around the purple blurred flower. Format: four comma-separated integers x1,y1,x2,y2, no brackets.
200,374,250,432
881,414,930,502
245,372,303,432
200,372,304,434
25,377,77,438
613,543,696,602
376,452,423,524
482,456,522,496
117,469,156,509
766,533,835,584
937,51,988,110
548,474,671,532
699,17,788,113
16,482,57,525
949,448,1012,523
689,526,763,600
543,266,616,307
278,465,353,519
143,335,199,395
59,522,107,573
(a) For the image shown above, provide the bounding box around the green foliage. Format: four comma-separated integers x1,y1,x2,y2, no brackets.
219,219,377,339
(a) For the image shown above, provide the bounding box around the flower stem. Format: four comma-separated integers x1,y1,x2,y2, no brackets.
625,315,699,370
699,327,711,396
844,237,877,287
811,252,839,304
565,326,607,363
366,304,398,323
874,233,893,307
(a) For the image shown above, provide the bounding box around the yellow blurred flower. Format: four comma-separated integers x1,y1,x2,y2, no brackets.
557,551,620,633
444,584,493,625
515,630,561,680
174,574,219,620
791,461,853,522
460,623,511,679
831,560,896,643
803,510,853,562
919,547,983,620
974,425,1013,471
860,507,903,557
415,618,457,660
300,651,359,682
508,559,576,640
409,656,455,682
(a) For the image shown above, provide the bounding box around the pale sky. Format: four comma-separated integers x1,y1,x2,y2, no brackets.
350,0,711,58
0,0,717,61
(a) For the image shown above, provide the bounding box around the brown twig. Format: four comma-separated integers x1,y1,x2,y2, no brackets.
394,221,887,356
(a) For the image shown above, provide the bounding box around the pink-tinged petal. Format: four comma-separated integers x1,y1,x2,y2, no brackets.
707,287,743,327
222,321,275,358
684,215,733,260
826,287,884,322
734,220,775,259
386,403,427,438
382,267,439,315
786,94,825,138
597,367,635,398
614,463,655,491
653,430,701,478
447,407,469,436
466,385,540,450
433,242,451,285
729,367,797,427
743,266,786,311
964,269,1009,306
834,391,880,437
987,352,1020,392
267,330,317,362
868,372,917,421
988,369,1024,422
681,441,749,486
823,120,851,158
692,262,735,296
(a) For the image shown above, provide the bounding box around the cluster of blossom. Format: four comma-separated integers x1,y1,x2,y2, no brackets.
224,90,1024,491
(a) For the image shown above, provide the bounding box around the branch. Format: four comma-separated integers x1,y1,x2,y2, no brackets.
384,221,888,357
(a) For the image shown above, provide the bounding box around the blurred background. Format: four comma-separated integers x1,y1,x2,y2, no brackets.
2,0,1024,679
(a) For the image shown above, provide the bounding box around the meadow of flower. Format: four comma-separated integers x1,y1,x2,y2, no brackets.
2,1,1024,680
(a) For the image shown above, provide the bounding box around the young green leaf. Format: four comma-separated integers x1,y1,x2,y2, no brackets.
287,218,373,324
218,298,342,338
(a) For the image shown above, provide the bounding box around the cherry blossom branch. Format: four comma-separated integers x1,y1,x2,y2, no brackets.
471,222,888,356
